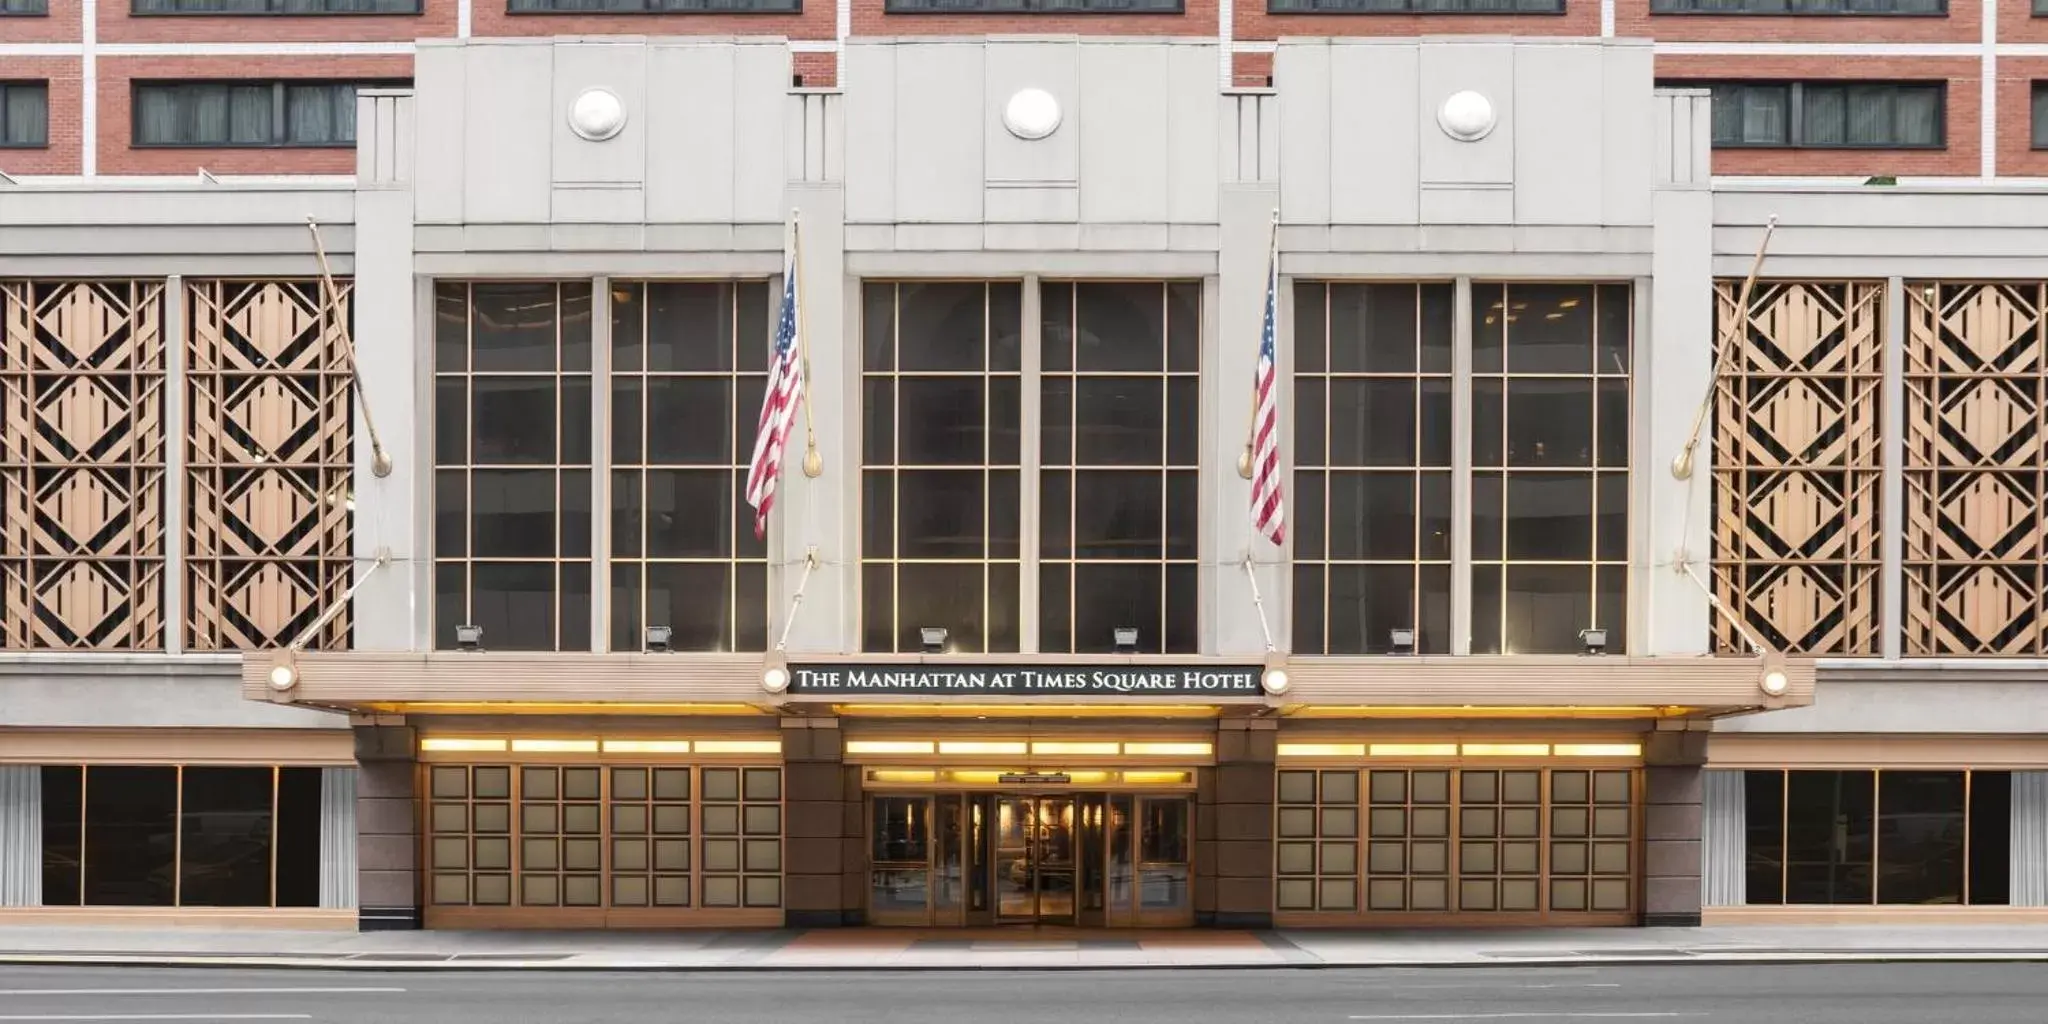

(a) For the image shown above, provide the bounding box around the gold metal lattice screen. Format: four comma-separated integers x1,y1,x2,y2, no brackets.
1711,281,1884,655
185,280,354,650
0,281,166,650
1903,282,2048,655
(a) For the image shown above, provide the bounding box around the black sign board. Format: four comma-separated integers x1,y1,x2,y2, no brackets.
999,772,1070,785
785,664,1264,697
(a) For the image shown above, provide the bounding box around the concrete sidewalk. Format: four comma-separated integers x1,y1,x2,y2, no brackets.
3,924,2048,971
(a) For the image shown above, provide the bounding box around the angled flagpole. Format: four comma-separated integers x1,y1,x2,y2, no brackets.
745,212,810,542
307,218,392,478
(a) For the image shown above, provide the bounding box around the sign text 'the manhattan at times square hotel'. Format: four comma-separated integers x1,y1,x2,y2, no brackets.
785,665,1264,696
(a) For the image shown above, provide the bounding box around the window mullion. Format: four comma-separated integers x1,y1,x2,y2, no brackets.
1450,276,1474,656
272,83,287,147
1789,82,1805,147
1020,274,1043,655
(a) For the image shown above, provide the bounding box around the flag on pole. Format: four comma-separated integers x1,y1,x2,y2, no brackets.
1249,245,1286,547
746,245,804,541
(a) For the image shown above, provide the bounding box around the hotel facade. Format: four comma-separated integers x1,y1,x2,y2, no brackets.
4,16,2048,932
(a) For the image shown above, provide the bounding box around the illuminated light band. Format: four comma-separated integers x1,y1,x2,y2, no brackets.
1277,742,1644,759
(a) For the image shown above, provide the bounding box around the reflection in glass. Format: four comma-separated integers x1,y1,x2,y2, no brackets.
179,767,274,908
1785,770,1874,905
608,281,770,653
83,766,176,907
1876,771,1963,905
862,282,1023,652
1293,282,1455,654
1470,282,1631,655
1041,282,1200,653
38,766,82,906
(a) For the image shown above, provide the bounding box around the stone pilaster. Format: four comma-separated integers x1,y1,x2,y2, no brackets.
781,718,855,926
353,724,419,930
1203,718,1276,928
1642,730,1707,927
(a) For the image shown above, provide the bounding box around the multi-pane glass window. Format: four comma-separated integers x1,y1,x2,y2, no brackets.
134,0,420,11
133,81,398,147
0,82,48,147
433,282,594,652
1268,0,1562,9
1682,80,1944,149
889,0,1178,8
0,0,48,12
1471,283,1631,655
610,282,770,654
509,0,799,9
1292,283,1453,655
1041,282,1201,655
1653,0,1941,11
40,765,325,908
860,283,1023,654
2036,84,2048,149
1741,769,2010,906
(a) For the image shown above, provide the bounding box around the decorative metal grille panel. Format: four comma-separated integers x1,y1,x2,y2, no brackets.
1903,282,2048,655
1711,281,1884,655
184,280,354,650
0,281,166,650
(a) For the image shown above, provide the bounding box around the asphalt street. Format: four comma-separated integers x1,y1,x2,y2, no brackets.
0,963,2042,1023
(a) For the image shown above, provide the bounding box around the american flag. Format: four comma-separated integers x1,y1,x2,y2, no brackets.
1249,247,1286,546
745,250,804,541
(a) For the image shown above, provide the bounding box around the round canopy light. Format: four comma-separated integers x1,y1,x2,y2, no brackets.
1759,668,1789,697
268,663,298,692
569,87,628,142
1261,668,1290,696
1003,88,1063,141
1437,90,1497,143
762,666,791,694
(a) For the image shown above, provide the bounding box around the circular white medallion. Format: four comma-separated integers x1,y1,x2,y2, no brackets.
568,87,627,142
1003,88,1062,141
1437,90,1497,143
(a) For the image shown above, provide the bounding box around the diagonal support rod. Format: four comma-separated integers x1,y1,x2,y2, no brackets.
308,218,393,479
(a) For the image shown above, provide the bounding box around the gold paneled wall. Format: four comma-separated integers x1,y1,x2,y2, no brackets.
1711,281,1885,655
0,282,167,650
1903,283,2048,655
184,280,354,650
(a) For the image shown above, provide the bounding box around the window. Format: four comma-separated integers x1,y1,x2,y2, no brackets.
1653,0,1941,12
1267,0,1562,11
0,82,47,147
1471,284,1631,656
860,283,1024,654
508,0,800,11
2035,84,2048,149
0,0,48,13
1041,282,1201,654
133,0,419,11
434,282,595,652
1741,769,2010,906
133,80,403,148
886,0,1179,11
609,282,771,654
40,765,324,908
1682,81,1944,149
1292,283,1454,655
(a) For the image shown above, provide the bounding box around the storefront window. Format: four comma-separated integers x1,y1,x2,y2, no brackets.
39,765,325,908
1741,768,2011,906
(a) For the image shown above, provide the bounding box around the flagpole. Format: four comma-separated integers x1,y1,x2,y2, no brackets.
1238,208,1281,481
790,209,823,479
307,218,392,479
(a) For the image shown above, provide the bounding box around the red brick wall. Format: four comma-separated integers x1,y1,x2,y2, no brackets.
97,54,412,175
4,0,84,41
1615,1,1976,42
468,4,830,39
792,51,838,88
1998,57,2048,175
1999,0,2048,42
860,0,1215,36
1232,51,1273,89
0,57,84,176
98,1,454,43
1656,55,1980,176
1238,6,1598,42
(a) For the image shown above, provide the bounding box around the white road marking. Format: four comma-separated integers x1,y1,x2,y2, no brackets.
1372,984,1624,991
1349,1015,1704,1021
0,989,403,996
0,1016,313,1022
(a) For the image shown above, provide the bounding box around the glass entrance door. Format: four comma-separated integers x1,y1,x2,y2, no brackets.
994,795,1077,925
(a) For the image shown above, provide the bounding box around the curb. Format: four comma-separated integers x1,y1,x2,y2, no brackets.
3,952,2048,973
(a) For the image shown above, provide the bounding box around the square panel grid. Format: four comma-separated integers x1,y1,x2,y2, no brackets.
426,763,780,912
183,279,353,651
1901,282,2048,655
1290,283,1454,655
1470,283,1632,655
0,281,167,650
1711,280,1884,655
1278,767,1635,918
609,281,771,654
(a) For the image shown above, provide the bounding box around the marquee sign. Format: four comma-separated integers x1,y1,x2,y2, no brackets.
784,664,1265,697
